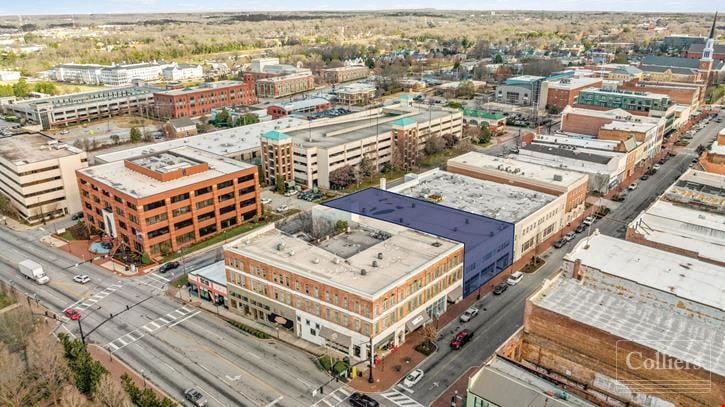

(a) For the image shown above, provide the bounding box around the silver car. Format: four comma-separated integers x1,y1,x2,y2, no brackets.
459,306,479,322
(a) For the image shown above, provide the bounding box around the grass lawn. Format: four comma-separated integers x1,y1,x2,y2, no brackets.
343,169,407,193
52,82,105,95
419,149,460,169
0,291,14,309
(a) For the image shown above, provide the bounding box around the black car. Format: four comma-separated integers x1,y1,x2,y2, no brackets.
71,212,84,221
349,392,379,407
159,261,180,273
640,174,649,181
493,283,508,295
553,238,567,248
575,224,588,233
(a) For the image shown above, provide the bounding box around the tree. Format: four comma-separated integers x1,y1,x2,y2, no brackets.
442,133,459,149
478,124,492,144
12,79,30,97
424,135,445,155
0,343,33,407
421,324,438,346
215,108,230,126
121,373,176,407
57,385,91,407
58,334,107,395
235,113,259,127
494,54,504,64
129,127,142,143
457,80,475,98
95,374,133,407
334,220,348,233
328,165,357,189
33,81,58,95
358,155,375,180
275,176,286,193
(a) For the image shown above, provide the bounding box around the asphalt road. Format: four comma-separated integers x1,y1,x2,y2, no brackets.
0,225,340,407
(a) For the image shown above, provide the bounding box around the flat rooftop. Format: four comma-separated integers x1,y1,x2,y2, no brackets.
562,106,661,125
391,169,557,223
630,200,725,264
601,120,658,133
580,87,669,100
270,97,330,111
546,77,602,90
130,152,200,173
536,133,622,151
664,169,725,211
336,83,376,93
190,261,226,285
0,134,84,165
448,152,587,189
80,146,253,198
94,117,305,163
534,276,725,377
227,210,461,298
154,80,245,96
469,357,596,407
284,109,457,149
710,134,725,156
523,144,614,165
565,232,725,311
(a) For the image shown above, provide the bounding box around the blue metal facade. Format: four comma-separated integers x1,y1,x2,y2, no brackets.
323,188,514,297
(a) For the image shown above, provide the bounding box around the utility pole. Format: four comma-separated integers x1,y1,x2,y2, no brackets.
77,318,86,344
368,336,374,383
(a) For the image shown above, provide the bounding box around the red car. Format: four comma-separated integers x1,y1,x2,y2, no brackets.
450,329,473,350
64,308,81,321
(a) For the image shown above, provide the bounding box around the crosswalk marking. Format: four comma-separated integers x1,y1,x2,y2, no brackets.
105,305,196,353
312,387,352,407
381,389,424,407
68,284,124,312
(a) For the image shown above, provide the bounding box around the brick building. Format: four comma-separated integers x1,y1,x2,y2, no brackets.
508,233,725,407
224,207,464,360
335,83,376,106
259,131,294,186
700,129,725,175
154,80,257,120
76,147,260,257
538,77,603,112
266,97,331,119
255,74,315,98
320,66,369,83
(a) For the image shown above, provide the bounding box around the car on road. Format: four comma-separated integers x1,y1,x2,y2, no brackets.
403,368,425,388
450,330,473,350
507,271,524,286
183,388,208,407
653,164,662,170
575,223,588,234
564,232,576,241
582,215,596,226
284,190,298,197
459,306,479,322
493,282,508,295
275,205,289,213
612,193,626,202
71,212,83,221
73,274,90,284
261,197,272,205
64,308,81,321
159,261,180,273
628,183,638,191
349,392,379,407
640,174,649,181
553,238,567,248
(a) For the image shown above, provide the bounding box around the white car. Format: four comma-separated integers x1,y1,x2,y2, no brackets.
284,190,298,197
628,183,638,191
507,271,524,286
459,306,479,322
261,197,272,205
652,164,662,170
73,275,90,284
275,205,289,213
582,215,596,226
403,368,424,388
564,232,576,241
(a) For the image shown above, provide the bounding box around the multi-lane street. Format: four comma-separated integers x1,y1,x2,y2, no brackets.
0,225,339,407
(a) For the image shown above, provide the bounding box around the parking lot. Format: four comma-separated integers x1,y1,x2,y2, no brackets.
260,189,319,215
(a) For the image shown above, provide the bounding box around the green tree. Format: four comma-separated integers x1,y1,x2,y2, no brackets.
358,155,374,179
365,57,375,69
121,373,176,407
235,113,259,127
58,333,107,395
33,81,58,95
214,108,230,126
12,79,30,97
129,127,142,143
478,124,492,144
275,176,286,193
494,54,504,64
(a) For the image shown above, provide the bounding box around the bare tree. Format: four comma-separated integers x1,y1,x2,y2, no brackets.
0,344,33,407
27,332,72,404
57,385,91,407
94,374,133,407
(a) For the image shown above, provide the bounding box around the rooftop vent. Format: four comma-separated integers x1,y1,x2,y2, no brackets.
312,258,320,264
360,269,367,276
288,250,295,256
276,242,285,251
432,241,442,247
372,260,378,268
377,252,383,260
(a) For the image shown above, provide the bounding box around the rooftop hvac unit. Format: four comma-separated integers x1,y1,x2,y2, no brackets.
553,174,563,181
288,250,295,256
276,242,285,251
360,269,367,276
377,252,383,260
312,258,320,264
372,260,378,267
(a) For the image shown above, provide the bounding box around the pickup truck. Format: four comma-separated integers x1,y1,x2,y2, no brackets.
18,259,49,284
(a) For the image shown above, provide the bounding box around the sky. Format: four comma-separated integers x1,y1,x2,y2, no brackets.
0,0,719,15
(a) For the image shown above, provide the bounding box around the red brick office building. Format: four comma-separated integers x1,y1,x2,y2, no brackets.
76,146,260,257
154,79,257,119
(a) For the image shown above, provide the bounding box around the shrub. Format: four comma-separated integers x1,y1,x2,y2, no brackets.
415,341,435,356
227,320,271,339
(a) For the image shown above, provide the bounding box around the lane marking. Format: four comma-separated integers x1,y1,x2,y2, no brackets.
265,396,284,407
168,310,201,328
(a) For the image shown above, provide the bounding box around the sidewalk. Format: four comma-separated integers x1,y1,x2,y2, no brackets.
88,344,172,401
171,286,324,357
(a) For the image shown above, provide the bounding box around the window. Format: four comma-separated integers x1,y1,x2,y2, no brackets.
146,213,168,226
196,199,213,210
172,205,191,217
171,192,190,203
194,186,212,196
143,200,165,211
217,180,233,190
174,218,193,230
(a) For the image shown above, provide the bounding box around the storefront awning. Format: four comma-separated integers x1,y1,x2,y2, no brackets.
320,326,352,347
405,310,430,332
447,285,463,303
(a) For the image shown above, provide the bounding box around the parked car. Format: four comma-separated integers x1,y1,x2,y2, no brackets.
653,164,662,170
459,306,479,322
349,392,379,407
493,283,508,295
641,174,650,181
73,274,90,284
71,212,83,221
261,197,272,205
628,183,638,191
183,388,208,407
506,271,524,286
564,232,576,241
574,224,587,234
595,207,611,219
284,190,298,197
403,369,425,388
553,238,567,248
450,330,473,350
612,194,626,202
64,308,81,321
159,261,180,273
275,205,289,213
582,215,596,226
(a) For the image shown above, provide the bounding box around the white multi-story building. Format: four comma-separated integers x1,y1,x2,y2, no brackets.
48,62,171,86
49,64,105,85
161,63,204,81
0,134,87,224
0,71,21,81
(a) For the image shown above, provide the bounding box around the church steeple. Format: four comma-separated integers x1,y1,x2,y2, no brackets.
701,13,717,62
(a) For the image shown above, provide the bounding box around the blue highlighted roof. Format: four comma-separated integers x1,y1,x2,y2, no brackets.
392,117,417,127
323,188,514,297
